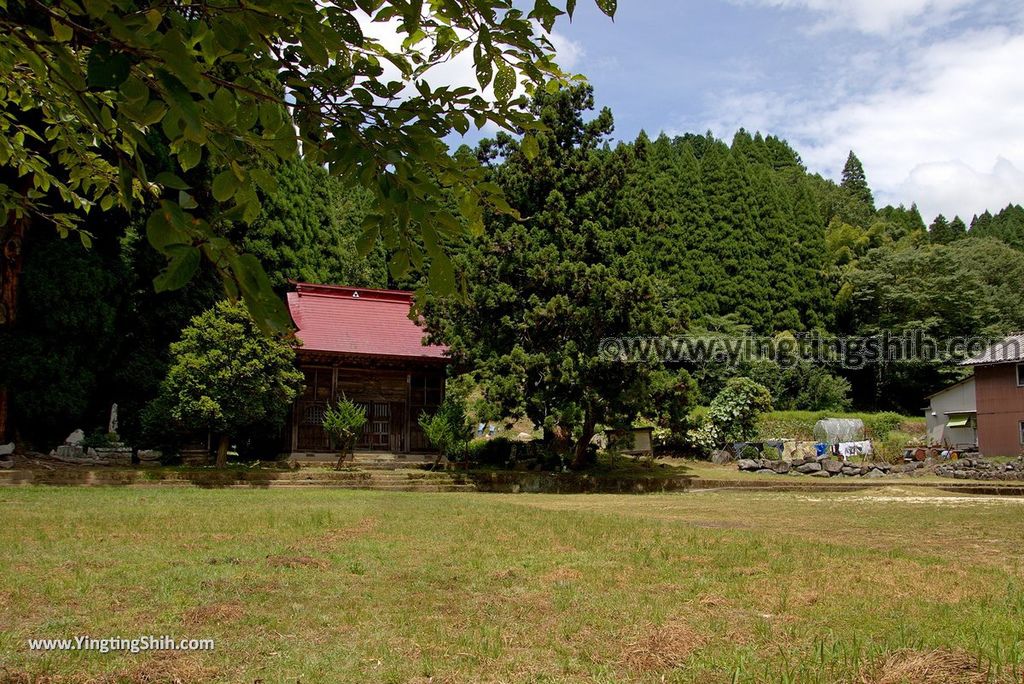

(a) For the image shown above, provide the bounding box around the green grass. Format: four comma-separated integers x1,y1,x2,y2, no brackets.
2,487,1024,682
756,410,926,442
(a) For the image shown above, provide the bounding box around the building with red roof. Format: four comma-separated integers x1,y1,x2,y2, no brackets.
286,283,450,456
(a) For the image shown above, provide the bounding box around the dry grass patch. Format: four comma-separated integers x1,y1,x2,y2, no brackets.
114,653,218,684
696,593,733,609
620,619,707,672
321,516,377,543
542,566,582,583
179,601,245,627
0,655,218,684
859,649,994,684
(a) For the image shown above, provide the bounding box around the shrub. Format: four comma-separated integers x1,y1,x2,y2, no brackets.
864,412,904,441
688,378,773,457
419,397,475,469
740,445,761,460
323,398,367,467
875,430,919,464
467,437,515,467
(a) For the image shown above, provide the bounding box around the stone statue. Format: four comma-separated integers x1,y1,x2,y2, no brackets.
108,403,118,435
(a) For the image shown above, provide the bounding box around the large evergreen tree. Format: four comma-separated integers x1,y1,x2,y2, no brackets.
232,159,387,291
837,151,876,228
425,86,693,468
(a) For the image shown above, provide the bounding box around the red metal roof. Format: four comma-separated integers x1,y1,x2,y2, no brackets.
287,283,448,361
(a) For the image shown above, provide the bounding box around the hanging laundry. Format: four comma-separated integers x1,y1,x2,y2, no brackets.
838,441,873,459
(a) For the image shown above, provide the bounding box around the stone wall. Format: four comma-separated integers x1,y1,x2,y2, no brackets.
738,457,924,479
935,456,1024,481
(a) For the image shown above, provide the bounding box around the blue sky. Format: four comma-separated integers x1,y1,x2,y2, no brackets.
463,0,1024,223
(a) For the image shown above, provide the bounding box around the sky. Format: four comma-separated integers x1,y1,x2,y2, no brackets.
450,0,1024,223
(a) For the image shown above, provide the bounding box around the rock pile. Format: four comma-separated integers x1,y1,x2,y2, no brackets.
0,441,14,469
935,456,1024,481
738,457,924,479
48,429,132,466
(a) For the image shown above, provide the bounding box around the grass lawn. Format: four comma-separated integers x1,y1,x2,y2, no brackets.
3,487,1024,683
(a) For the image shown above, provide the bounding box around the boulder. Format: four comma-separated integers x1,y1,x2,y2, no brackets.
138,449,162,464
810,469,831,477
0,442,13,457
772,460,791,475
711,450,734,465
822,459,843,474
50,444,99,464
755,469,776,475
865,468,886,478
0,457,13,469
841,466,862,476
737,459,759,471
65,429,85,445
796,462,822,474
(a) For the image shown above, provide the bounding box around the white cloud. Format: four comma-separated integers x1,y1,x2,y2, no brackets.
738,0,977,34
357,12,582,101
803,27,1024,219
898,158,1024,219
694,24,1024,221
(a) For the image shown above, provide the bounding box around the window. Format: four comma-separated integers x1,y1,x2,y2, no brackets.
1020,421,1024,446
1018,363,1024,387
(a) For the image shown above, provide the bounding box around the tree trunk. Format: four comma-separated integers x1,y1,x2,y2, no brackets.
0,212,28,443
215,434,230,468
570,411,597,470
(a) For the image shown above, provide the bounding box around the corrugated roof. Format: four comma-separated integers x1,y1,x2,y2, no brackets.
287,283,448,361
961,333,1024,366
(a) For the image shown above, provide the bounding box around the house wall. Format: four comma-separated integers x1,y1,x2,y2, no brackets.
291,361,446,455
975,364,1024,456
925,377,976,447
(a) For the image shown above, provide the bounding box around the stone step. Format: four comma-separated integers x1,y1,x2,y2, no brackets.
0,468,474,492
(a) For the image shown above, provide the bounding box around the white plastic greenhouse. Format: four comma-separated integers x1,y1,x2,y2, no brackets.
812,418,865,444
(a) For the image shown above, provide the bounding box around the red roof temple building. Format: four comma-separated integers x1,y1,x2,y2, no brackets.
286,283,450,459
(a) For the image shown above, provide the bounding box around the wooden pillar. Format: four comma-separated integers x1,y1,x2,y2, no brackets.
0,212,28,443
404,372,412,454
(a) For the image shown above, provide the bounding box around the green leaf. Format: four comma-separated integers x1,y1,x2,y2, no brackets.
594,0,616,17
230,253,292,334
138,100,167,126
521,132,539,160
211,87,235,123
211,169,239,202
566,0,577,19
156,69,201,134
155,171,190,190
87,43,132,90
153,245,200,292
336,11,363,44
300,27,329,67
389,251,411,279
428,252,455,295
356,221,379,257
178,141,201,172
494,65,515,102
474,46,493,89
51,16,73,42
145,204,190,253
250,168,278,195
